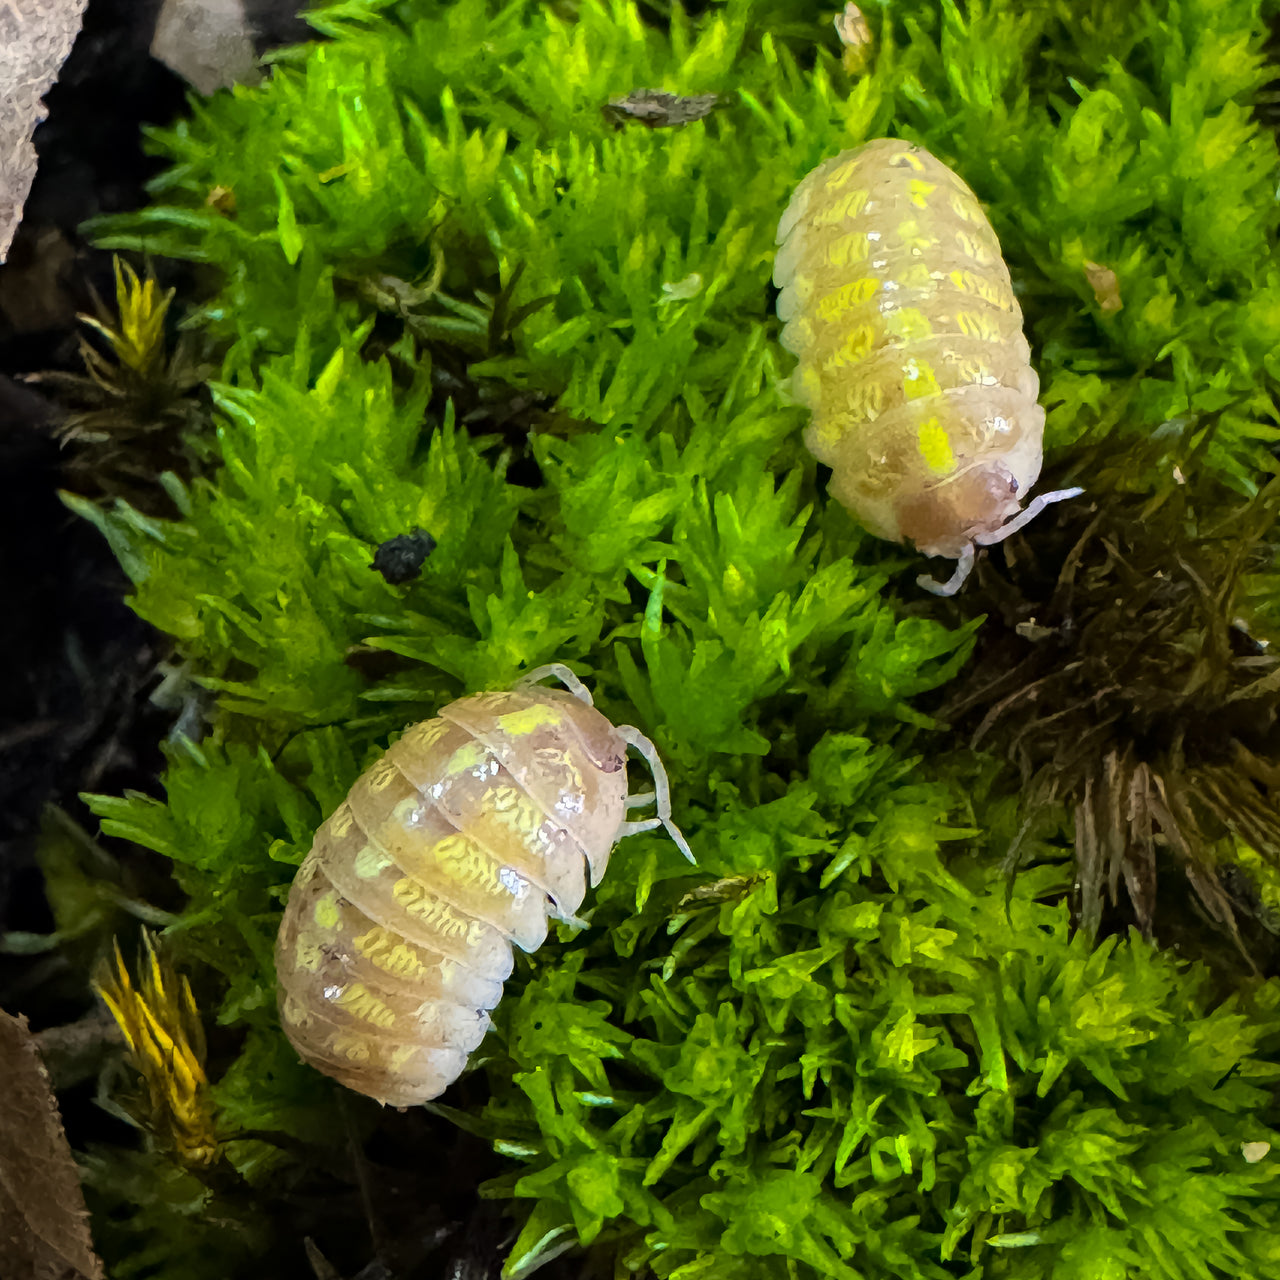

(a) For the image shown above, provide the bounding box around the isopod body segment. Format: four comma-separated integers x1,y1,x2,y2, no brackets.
274,665,693,1107
773,138,1081,594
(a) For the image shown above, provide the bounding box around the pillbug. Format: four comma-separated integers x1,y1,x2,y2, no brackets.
274,664,693,1107
773,138,1081,594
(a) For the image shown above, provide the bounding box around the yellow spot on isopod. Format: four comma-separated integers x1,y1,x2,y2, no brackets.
435,835,520,897
955,231,994,266
330,805,357,839
902,359,942,400
282,994,310,1027
330,1032,372,1063
484,789,544,839
845,378,886,421
434,837,509,897
951,358,997,386
823,157,861,191
336,983,396,1030
811,187,870,228
314,890,341,931
366,758,401,792
949,268,1012,309
896,219,937,256
434,834,470,861
446,740,489,775
917,419,956,475
354,844,394,878
955,311,1001,342
496,704,564,736
883,308,933,344
816,276,880,323
401,719,450,752
482,785,518,813
824,231,871,269
810,414,846,450
392,798,421,825
392,878,473,939
824,323,877,368
893,261,934,293
908,179,936,209
295,933,325,973
354,926,427,981
950,193,978,222
389,1044,418,1071
888,150,926,171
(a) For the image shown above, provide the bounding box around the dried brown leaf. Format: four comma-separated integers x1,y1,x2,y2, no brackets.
1083,260,1123,313
834,2,874,74
0,1007,104,1280
602,89,722,129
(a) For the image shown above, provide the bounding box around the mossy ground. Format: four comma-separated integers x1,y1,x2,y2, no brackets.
32,0,1280,1275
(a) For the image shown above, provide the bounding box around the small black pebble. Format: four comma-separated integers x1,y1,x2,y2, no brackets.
370,530,437,584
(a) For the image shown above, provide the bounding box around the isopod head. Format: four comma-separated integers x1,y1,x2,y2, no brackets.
433,680,631,888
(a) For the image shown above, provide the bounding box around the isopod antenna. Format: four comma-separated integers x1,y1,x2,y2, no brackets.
918,486,1085,596
519,663,695,863
616,725,696,863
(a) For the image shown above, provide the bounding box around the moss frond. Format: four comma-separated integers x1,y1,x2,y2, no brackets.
31,256,213,514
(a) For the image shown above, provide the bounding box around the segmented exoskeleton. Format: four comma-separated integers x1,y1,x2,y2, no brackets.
275,665,692,1107
773,138,1081,594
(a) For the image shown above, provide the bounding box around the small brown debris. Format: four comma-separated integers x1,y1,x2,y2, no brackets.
603,89,722,129
834,3,874,74
1083,259,1123,313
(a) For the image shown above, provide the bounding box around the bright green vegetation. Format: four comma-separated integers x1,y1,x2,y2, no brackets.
67,0,1280,1275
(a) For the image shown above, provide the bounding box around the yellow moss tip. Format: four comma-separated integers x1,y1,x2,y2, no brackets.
77,255,176,377
93,929,219,1166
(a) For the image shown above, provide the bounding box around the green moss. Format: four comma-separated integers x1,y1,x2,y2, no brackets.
71,0,1280,1274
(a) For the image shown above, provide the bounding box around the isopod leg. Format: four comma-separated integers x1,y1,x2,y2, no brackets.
918,542,975,597
619,817,663,838
974,487,1086,547
617,726,695,863
518,663,594,707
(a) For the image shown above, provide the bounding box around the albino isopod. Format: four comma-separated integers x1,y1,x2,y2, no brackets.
274,665,692,1107
773,138,1081,594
